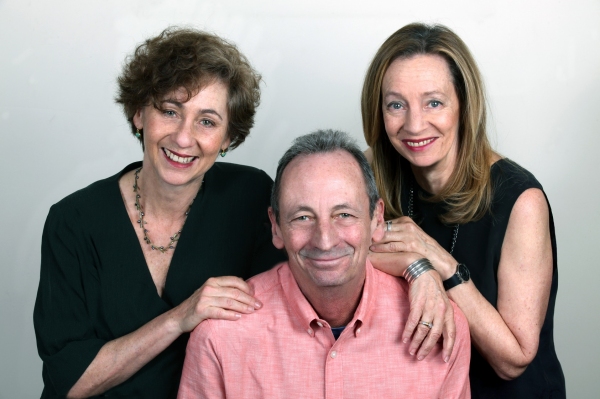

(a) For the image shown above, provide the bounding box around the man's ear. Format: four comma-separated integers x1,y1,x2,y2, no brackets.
268,207,285,249
370,199,386,242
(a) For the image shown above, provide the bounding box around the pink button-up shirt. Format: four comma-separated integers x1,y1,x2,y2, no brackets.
179,261,471,399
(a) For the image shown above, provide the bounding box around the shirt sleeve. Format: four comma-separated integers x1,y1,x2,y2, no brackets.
440,302,472,399
178,322,226,399
33,202,106,396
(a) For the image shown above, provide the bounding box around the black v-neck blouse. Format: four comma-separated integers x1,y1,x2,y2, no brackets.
34,161,286,398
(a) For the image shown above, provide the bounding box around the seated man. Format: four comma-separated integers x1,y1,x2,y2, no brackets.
178,130,470,399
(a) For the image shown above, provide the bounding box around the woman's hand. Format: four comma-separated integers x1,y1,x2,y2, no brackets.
370,216,458,279
406,269,456,362
174,276,262,333
369,218,456,361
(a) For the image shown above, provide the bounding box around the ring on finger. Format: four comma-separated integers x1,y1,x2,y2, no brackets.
419,320,433,329
386,221,392,232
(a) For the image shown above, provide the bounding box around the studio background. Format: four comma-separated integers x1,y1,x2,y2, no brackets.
1,0,598,397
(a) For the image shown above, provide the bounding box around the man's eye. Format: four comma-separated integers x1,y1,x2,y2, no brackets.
339,213,352,218
200,119,215,127
163,110,176,117
430,100,441,108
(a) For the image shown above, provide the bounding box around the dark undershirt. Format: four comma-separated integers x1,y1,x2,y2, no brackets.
331,326,345,340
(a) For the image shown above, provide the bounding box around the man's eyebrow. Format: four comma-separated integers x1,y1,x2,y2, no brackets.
286,203,358,217
331,203,356,212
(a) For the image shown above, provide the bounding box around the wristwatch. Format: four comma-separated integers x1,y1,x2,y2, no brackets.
443,263,470,290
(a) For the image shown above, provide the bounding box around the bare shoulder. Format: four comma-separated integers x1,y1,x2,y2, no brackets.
509,188,549,227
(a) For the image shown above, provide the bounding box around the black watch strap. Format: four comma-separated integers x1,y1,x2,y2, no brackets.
443,263,470,290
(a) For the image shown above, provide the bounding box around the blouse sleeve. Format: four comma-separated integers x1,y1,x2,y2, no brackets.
33,202,106,396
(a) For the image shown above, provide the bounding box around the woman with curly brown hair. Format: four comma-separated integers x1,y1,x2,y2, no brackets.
363,23,565,398
33,27,285,398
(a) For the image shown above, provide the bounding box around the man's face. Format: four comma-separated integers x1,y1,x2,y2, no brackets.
269,150,384,293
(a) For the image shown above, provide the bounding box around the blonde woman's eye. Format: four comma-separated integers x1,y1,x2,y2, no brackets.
388,102,403,110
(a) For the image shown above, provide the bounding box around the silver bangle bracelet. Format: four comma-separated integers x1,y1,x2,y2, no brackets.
403,258,435,284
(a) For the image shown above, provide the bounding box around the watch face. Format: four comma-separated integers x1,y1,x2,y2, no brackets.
457,264,470,282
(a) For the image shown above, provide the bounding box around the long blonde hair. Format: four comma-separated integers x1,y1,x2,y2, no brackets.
361,23,493,224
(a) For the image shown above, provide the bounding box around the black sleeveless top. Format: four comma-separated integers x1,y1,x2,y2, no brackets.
401,159,565,398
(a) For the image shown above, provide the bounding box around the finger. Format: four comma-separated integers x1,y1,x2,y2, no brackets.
204,277,261,308
407,290,435,355
201,285,262,311
207,276,255,296
409,322,434,356
202,306,244,321
209,295,260,315
415,311,443,360
402,294,426,344
441,304,456,362
369,241,408,253
415,322,442,360
415,289,448,359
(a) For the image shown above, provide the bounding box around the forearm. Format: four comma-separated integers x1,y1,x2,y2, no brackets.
368,251,412,277
447,281,537,379
67,308,182,398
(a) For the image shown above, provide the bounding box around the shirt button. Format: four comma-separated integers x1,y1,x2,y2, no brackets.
317,322,323,327
330,351,337,359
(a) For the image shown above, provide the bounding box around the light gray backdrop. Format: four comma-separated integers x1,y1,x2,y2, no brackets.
1,0,599,397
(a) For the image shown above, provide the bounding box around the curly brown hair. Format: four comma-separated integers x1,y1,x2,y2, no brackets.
116,27,261,150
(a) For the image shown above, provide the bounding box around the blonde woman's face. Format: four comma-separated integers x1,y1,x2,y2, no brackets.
381,54,460,181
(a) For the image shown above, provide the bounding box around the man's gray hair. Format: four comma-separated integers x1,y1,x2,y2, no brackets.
271,129,380,223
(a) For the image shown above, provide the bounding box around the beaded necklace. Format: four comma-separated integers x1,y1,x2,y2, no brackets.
133,167,195,253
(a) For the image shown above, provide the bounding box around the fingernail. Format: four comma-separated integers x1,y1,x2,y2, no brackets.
403,338,409,344
255,302,262,309
247,306,256,312
235,313,241,318
417,355,424,361
444,356,449,363
410,350,415,356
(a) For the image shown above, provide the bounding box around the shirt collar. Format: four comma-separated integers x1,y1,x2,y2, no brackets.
278,260,378,337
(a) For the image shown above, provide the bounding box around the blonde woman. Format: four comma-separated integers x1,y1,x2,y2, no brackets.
363,23,565,398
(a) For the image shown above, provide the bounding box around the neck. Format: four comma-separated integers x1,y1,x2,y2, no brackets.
411,165,450,195
137,166,201,219
297,270,366,328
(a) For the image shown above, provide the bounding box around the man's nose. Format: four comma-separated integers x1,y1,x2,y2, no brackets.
311,218,339,251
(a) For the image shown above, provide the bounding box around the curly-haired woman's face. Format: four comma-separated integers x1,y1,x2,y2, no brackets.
133,81,230,188
381,54,460,184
